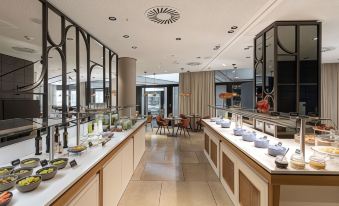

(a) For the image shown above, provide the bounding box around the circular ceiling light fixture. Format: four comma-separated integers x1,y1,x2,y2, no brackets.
228,30,234,34
176,37,181,41
12,46,36,53
231,26,238,29
123,35,130,38
108,16,117,21
145,6,180,24
132,46,138,49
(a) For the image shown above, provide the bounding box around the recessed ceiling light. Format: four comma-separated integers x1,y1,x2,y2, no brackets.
176,37,181,40
246,56,251,59
24,36,34,41
234,66,238,69
196,57,201,59
232,64,236,66
67,37,74,41
313,37,318,41
108,16,117,21
228,30,234,34
123,35,130,38
132,46,138,49
213,45,220,51
244,47,250,50
187,62,201,66
231,26,238,29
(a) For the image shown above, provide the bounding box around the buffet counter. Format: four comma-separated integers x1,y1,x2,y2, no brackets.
202,119,339,206
5,120,146,206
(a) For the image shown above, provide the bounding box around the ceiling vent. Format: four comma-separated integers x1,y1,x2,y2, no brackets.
187,62,201,66
145,6,180,24
12,47,36,53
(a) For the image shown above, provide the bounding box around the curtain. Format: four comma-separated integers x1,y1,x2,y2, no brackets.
179,71,215,117
321,63,339,127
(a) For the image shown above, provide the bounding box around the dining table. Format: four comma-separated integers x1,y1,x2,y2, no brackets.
186,114,201,132
164,116,182,137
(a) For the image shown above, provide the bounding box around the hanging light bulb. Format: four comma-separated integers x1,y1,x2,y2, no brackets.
144,71,148,96
180,71,192,97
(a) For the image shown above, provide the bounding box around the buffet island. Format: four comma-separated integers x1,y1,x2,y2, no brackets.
0,116,146,206
202,110,339,206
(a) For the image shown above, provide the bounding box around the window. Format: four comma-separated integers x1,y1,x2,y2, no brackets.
95,89,104,103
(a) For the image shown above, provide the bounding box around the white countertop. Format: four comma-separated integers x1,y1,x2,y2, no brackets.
203,119,339,175
3,120,145,206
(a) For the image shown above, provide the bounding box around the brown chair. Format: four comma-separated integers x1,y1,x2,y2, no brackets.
196,115,210,131
176,118,190,136
146,115,153,131
156,115,170,135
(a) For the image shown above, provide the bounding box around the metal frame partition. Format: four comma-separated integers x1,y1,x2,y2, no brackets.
254,21,321,116
37,0,119,124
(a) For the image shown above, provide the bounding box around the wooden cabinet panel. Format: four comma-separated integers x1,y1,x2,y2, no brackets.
222,152,234,193
68,175,100,206
204,133,209,154
122,139,134,190
134,128,145,170
239,171,260,206
103,153,123,206
210,140,218,168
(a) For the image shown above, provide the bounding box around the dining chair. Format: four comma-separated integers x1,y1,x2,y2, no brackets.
145,115,153,131
196,115,210,131
156,115,170,135
176,118,190,136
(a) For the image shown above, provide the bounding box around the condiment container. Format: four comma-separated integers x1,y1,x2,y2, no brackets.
242,131,257,142
309,155,326,170
268,142,287,157
290,149,305,170
254,136,270,148
275,155,288,169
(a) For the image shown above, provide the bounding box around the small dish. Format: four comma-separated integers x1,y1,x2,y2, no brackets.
221,120,231,128
0,175,18,192
275,155,288,169
50,158,68,170
0,191,13,206
0,167,14,177
268,142,287,157
68,145,87,154
233,128,245,136
36,166,57,181
11,167,33,179
242,131,257,142
290,149,305,170
254,136,270,148
20,158,40,169
15,175,41,193
309,155,326,170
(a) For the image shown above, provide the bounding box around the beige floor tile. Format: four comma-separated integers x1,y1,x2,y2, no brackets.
196,151,209,163
159,181,216,206
131,161,145,181
141,163,184,181
182,163,219,181
118,181,162,206
164,151,199,164
208,181,234,206
140,151,165,164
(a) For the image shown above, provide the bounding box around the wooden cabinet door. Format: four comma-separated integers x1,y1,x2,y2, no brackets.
122,138,134,190
239,171,260,206
210,140,218,168
134,128,145,170
204,133,209,154
222,152,234,193
68,175,100,206
103,152,123,206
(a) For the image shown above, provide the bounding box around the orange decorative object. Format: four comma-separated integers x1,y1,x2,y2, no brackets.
218,92,235,100
256,96,270,113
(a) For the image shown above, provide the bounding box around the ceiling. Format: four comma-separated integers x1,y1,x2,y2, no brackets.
1,0,339,79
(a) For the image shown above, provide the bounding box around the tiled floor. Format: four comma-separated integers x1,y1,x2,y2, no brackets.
118,129,234,206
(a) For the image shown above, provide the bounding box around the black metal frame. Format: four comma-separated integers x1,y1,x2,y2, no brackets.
254,20,321,115
37,0,119,122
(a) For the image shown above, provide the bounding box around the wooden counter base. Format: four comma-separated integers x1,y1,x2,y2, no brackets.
52,122,146,206
202,121,339,206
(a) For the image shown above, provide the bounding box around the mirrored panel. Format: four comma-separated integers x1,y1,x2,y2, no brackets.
255,36,263,60
265,28,275,93
89,38,104,107
277,26,296,54
255,63,263,101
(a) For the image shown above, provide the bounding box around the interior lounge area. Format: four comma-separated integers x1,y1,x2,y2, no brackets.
0,0,339,206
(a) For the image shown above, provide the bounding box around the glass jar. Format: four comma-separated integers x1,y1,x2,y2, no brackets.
290,149,305,170
309,155,326,170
